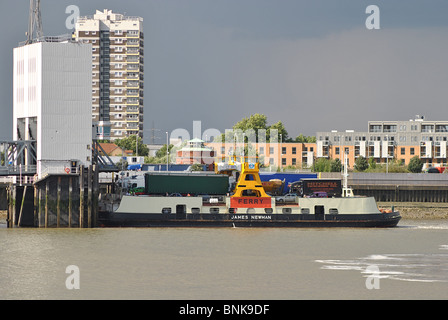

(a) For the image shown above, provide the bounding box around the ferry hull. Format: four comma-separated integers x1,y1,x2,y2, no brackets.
98,211,401,228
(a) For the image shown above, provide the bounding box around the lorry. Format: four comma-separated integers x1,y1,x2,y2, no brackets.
144,172,229,195
289,178,342,198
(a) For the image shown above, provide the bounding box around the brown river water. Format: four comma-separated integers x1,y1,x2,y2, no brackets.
0,219,447,300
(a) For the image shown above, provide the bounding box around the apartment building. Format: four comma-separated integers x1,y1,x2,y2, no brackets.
75,9,144,141
208,141,316,169
316,116,448,168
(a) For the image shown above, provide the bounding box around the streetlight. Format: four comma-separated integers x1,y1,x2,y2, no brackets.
166,131,169,171
136,132,138,157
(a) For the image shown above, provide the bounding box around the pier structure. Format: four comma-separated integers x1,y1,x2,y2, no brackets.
5,26,118,228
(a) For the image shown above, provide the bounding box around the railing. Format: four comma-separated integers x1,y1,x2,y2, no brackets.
0,165,37,176
38,165,80,180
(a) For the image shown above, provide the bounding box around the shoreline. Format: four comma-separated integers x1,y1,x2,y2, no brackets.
1,202,447,225
377,202,448,220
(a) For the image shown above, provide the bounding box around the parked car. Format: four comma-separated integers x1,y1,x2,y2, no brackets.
310,192,328,198
275,193,298,203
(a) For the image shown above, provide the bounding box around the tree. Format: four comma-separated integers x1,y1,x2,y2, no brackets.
190,163,204,171
294,134,316,143
314,158,331,172
267,121,289,142
115,135,149,156
145,144,174,164
233,113,268,132
355,156,369,172
330,158,342,172
368,157,377,170
408,156,423,173
155,144,174,158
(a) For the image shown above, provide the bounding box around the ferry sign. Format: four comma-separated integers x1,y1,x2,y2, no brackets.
230,197,271,208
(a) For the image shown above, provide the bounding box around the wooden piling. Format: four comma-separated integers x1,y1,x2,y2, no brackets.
45,180,49,228
79,165,84,228
88,165,92,228
57,176,61,227
68,176,72,228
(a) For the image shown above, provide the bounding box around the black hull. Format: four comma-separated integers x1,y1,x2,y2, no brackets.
98,211,401,228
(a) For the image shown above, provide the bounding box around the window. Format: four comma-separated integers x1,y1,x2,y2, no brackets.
401,148,405,155
282,158,286,166
292,158,296,165
410,148,415,155
282,147,286,154
269,147,274,154
292,147,296,154
335,147,340,155
259,147,264,155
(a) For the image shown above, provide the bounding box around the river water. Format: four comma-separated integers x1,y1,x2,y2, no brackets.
0,219,447,300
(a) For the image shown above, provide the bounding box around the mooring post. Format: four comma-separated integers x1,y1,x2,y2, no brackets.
93,164,99,227
7,186,13,228
68,176,72,228
87,165,93,228
45,180,49,228
18,186,27,227
79,165,84,228
38,185,44,227
57,176,61,227
34,186,38,227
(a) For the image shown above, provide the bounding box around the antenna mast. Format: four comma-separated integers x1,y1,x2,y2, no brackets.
26,0,43,44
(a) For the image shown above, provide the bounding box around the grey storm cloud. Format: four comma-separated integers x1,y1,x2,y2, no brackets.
1,0,448,141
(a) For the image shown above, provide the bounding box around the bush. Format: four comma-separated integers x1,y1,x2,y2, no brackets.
354,156,369,172
407,156,423,173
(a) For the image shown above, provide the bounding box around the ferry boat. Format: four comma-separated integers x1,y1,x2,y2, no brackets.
98,157,401,228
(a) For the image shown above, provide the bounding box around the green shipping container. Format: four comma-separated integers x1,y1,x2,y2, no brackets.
144,173,229,195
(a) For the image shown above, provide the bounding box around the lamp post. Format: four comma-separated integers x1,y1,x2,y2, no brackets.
166,131,169,171
386,135,389,174
136,133,138,157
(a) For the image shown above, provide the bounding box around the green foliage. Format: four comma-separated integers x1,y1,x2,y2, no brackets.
294,134,316,143
368,157,377,169
145,144,174,164
330,158,342,172
190,163,204,171
407,156,423,173
155,144,174,158
365,158,409,173
313,158,341,172
115,135,149,156
267,120,289,142
354,156,369,172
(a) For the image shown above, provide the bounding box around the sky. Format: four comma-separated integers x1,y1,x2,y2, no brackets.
1,0,448,143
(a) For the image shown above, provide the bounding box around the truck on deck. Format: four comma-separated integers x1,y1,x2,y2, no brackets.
144,172,229,195
289,178,342,197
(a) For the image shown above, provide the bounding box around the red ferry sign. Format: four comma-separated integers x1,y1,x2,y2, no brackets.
230,197,272,208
